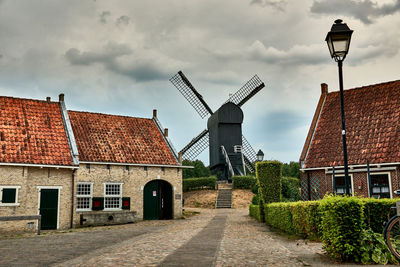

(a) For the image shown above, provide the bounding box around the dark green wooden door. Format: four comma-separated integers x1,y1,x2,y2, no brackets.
144,181,159,220
40,189,58,230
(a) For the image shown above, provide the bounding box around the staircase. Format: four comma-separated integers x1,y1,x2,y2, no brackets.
216,183,232,208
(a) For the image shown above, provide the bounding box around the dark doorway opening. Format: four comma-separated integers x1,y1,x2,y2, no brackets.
39,189,58,230
143,180,173,220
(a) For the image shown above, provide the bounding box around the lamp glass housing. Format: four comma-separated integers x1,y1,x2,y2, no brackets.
325,20,353,61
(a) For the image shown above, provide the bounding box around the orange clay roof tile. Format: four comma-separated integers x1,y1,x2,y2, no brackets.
304,80,400,168
68,111,178,166
0,96,75,166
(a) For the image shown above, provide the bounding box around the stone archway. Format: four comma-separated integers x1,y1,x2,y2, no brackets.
143,180,173,220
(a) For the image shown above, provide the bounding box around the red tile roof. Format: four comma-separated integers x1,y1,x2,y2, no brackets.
0,96,75,166
303,80,400,168
68,111,178,166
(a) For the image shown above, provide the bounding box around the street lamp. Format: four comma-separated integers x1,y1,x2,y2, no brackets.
256,149,264,161
325,19,353,195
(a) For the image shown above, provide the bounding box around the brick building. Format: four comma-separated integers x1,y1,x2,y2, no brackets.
300,80,400,200
0,94,182,233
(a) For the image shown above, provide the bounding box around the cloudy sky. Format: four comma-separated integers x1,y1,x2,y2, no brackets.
0,0,399,164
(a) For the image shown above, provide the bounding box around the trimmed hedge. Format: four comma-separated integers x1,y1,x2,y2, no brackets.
249,204,262,222
232,176,257,189
362,198,396,233
265,202,295,234
260,196,399,264
319,195,364,261
256,161,282,204
182,176,216,192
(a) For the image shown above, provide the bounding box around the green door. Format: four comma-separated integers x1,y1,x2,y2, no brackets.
40,189,58,230
144,181,159,220
144,180,173,220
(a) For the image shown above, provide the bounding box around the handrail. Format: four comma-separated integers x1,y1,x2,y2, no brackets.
221,146,234,178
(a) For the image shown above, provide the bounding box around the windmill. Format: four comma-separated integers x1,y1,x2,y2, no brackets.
170,71,265,181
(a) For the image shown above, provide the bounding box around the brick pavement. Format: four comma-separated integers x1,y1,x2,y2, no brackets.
1,208,391,267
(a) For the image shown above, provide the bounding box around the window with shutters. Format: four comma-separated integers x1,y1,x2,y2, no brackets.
76,182,93,211
0,186,21,206
104,183,123,210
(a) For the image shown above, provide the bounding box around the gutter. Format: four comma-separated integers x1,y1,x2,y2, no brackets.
79,161,193,169
0,162,79,169
70,169,76,229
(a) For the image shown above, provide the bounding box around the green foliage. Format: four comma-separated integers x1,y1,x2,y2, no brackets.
360,228,398,264
362,198,396,233
282,161,300,178
182,159,211,179
256,161,282,205
319,195,364,261
249,204,262,222
251,195,259,205
232,176,257,189
281,177,300,202
291,201,321,240
264,200,321,239
182,177,216,192
265,202,295,234
251,182,259,195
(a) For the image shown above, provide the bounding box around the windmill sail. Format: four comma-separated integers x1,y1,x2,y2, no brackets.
225,75,265,107
242,135,257,173
170,71,213,119
180,129,209,160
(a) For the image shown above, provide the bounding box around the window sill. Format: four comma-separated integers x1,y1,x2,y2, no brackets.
0,203,20,207
103,208,122,211
76,209,92,212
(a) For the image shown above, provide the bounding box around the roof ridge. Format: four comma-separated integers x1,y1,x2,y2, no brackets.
327,79,400,95
0,95,59,104
68,110,152,120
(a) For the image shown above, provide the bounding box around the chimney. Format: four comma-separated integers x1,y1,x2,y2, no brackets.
164,128,168,137
321,83,328,95
153,109,157,118
178,152,183,164
46,97,51,103
59,93,65,102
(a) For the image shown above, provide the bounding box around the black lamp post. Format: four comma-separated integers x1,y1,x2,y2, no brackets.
256,149,264,161
325,19,353,195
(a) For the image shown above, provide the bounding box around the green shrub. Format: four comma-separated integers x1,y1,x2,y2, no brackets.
281,177,300,202
182,177,216,192
360,228,398,264
319,195,364,262
232,176,257,189
251,182,259,194
362,198,396,233
251,195,259,205
256,161,282,205
291,201,321,240
249,204,262,222
265,202,295,234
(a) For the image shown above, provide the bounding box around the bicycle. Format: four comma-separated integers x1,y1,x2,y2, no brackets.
384,190,400,260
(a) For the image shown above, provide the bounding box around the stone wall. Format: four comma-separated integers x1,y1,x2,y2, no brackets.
73,164,182,227
0,166,73,233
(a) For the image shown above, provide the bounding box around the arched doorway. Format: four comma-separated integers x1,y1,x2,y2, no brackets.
143,180,173,220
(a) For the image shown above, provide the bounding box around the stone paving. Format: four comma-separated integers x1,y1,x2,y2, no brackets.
0,208,393,266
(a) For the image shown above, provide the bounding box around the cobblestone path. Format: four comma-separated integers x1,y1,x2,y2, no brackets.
1,208,387,267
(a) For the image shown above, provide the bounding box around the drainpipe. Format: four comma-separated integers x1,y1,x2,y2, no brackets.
70,169,76,229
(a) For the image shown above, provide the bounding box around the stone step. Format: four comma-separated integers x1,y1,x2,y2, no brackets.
215,187,232,209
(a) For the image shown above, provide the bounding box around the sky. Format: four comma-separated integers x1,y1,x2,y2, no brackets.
0,0,399,165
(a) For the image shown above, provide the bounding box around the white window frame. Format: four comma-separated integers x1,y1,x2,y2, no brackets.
368,172,392,199
76,182,93,211
0,185,21,206
332,174,354,196
103,182,123,211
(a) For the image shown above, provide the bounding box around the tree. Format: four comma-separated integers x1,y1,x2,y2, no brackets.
182,159,211,178
282,161,300,178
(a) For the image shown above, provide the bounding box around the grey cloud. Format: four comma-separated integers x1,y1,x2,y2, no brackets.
65,43,171,82
116,15,130,26
250,0,287,11
311,0,400,24
99,11,111,24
